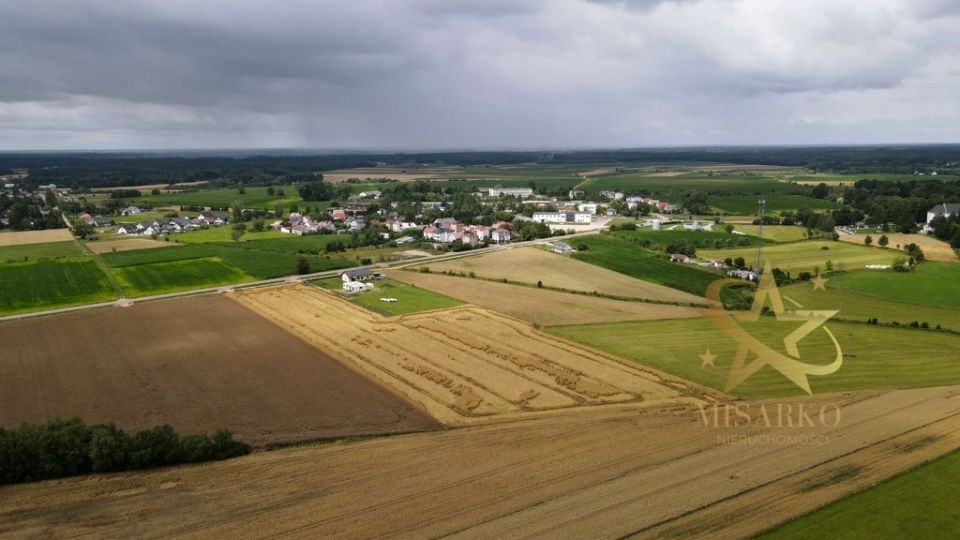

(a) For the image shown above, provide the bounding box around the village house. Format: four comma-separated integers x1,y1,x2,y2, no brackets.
728,269,758,281
577,203,599,214
357,190,382,199
121,205,142,216
599,191,624,201
490,228,511,244
331,208,348,221
926,203,960,224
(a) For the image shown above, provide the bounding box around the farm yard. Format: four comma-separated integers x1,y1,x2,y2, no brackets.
313,277,463,316
234,284,703,424
0,295,438,446
419,246,704,304
393,270,702,326
3,387,959,538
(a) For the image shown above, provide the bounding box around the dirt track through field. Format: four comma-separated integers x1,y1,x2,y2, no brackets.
86,238,179,253
234,284,705,424
394,271,701,326
0,295,438,445
2,386,959,538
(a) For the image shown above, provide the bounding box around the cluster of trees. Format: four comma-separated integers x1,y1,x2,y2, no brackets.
297,178,353,202
842,179,960,232
0,193,65,231
928,214,960,247
0,418,250,485
109,189,143,199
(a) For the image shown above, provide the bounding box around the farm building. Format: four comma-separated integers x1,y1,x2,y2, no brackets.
552,241,574,254
343,281,374,293
487,187,534,198
341,268,374,283
670,253,691,263
532,212,592,225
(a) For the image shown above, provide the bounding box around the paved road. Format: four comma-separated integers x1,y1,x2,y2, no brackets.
0,232,589,323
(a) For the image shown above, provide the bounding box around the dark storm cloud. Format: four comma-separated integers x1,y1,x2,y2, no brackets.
0,0,957,149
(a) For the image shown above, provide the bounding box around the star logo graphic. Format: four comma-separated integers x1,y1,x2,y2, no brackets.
811,272,828,290
699,349,717,367
699,261,843,394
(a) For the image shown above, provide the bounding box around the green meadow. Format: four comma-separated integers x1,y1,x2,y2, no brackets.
708,194,832,214
0,258,115,313
760,448,960,539
0,241,84,263
700,240,898,274
112,258,253,296
829,262,960,310
548,317,960,400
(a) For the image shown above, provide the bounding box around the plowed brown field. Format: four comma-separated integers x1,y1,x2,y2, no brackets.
234,284,706,424
3,386,959,538
0,295,438,445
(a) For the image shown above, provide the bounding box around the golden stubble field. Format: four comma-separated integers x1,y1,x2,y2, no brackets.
234,284,707,424
838,233,959,263
0,229,74,246
4,386,960,538
421,247,705,304
393,270,701,326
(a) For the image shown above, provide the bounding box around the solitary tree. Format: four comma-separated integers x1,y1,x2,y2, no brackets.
231,222,247,242
878,234,889,248
296,255,310,275
864,235,873,246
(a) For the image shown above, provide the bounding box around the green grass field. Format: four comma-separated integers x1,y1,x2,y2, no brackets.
130,185,305,209
174,227,286,244
0,258,115,313
700,240,898,274
708,194,833,214
571,234,719,296
112,258,253,296
548,318,960,399
608,229,758,249
780,281,960,331
829,263,960,311
760,448,960,539
313,277,463,316
582,172,805,196
0,241,84,263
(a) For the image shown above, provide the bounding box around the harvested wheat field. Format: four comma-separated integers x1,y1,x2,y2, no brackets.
839,233,959,262
422,247,704,304
323,166,463,182
394,270,701,326
0,228,74,246
235,284,703,424
3,386,960,538
0,295,438,445
86,238,178,254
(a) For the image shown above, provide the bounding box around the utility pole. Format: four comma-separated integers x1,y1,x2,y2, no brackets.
755,196,765,272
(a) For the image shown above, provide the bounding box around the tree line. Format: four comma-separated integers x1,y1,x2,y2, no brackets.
0,418,250,485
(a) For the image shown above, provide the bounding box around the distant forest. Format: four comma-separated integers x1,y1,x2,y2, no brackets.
2,145,959,189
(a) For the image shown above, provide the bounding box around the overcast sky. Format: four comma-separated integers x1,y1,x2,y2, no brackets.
0,0,958,150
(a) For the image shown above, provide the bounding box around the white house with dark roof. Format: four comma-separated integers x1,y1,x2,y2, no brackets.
926,203,960,224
